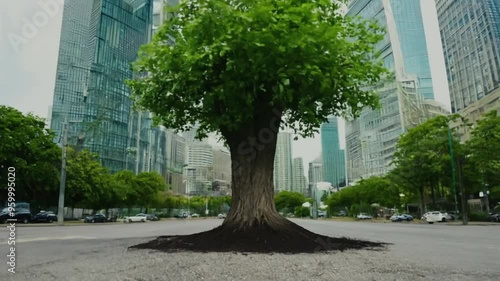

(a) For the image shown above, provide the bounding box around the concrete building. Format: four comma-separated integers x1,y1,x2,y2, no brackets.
212,147,232,195
49,0,154,173
345,0,451,182
292,157,307,194
308,155,323,197
320,117,345,189
451,88,500,143
273,132,293,192
436,0,500,113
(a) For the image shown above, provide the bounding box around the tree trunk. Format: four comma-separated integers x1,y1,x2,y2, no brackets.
222,113,287,231
419,186,426,216
430,178,436,209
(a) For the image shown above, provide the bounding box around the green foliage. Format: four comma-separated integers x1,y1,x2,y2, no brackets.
468,212,489,222
66,149,110,209
128,0,387,140
0,106,61,207
466,110,500,195
135,172,168,208
325,176,399,212
390,115,464,209
294,206,310,218
274,191,306,211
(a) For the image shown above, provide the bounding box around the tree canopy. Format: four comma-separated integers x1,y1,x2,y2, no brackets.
0,105,61,208
128,0,387,140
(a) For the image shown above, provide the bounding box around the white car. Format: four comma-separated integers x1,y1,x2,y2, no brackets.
357,213,373,220
123,215,147,223
190,213,200,218
425,211,447,224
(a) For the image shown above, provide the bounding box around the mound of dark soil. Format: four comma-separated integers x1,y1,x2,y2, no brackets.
129,221,387,254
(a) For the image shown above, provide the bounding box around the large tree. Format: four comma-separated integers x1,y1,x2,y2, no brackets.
128,0,386,252
0,106,61,208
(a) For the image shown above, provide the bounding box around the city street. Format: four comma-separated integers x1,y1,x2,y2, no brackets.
1,219,499,281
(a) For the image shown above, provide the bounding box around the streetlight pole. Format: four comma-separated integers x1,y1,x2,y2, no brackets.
447,126,459,217
57,116,69,226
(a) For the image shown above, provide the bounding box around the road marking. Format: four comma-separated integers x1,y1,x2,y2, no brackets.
0,236,97,245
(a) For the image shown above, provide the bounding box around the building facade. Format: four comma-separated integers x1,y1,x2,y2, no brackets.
320,117,345,189
436,0,500,113
292,157,307,194
273,132,293,192
50,0,154,173
345,0,451,182
308,155,323,197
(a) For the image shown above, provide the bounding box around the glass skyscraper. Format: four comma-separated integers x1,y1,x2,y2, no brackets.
50,0,154,173
320,117,345,189
345,0,450,183
436,0,500,113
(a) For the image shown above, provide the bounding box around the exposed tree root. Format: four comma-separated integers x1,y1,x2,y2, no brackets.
129,220,386,254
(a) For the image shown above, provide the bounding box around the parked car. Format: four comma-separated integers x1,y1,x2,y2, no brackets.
318,211,327,218
357,213,373,220
123,214,147,223
217,213,226,219
84,214,107,223
337,210,347,217
488,213,500,222
136,213,159,221
190,213,200,218
31,211,57,223
0,208,32,224
425,211,447,224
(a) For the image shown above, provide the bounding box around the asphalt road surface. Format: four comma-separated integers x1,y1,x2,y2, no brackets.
0,219,499,281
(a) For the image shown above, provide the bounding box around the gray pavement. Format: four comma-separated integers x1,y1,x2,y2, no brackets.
0,219,499,281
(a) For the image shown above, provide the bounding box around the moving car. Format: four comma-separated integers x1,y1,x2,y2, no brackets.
424,211,447,224
31,211,57,223
84,214,107,223
390,214,413,222
124,214,146,222
0,208,32,224
136,213,159,221
357,213,373,220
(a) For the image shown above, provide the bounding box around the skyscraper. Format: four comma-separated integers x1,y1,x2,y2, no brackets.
436,0,500,113
308,155,323,198
273,132,293,192
320,117,345,188
50,0,153,173
345,0,450,182
292,157,307,194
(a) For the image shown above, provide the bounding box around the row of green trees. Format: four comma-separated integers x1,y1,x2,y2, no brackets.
326,111,500,216
0,106,235,215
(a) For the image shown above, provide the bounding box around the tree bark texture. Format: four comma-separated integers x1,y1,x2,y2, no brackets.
220,107,288,231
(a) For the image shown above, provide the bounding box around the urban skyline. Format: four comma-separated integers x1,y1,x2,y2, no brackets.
1,0,498,188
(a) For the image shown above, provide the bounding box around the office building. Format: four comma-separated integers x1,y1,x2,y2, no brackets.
345,0,451,182
320,117,345,188
308,155,323,198
436,0,500,113
292,157,307,194
273,132,293,192
50,0,154,173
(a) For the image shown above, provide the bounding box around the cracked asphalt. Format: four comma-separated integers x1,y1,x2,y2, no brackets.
1,219,499,281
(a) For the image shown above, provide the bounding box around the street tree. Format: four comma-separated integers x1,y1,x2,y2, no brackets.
128,0,386,252
0,106,61,208
274,191,306,212
391,115,463,213
135,171,168,212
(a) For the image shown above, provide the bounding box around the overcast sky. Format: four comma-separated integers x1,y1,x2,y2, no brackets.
0,0,343,173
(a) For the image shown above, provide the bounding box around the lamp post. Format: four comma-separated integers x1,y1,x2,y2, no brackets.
57,97,87,226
